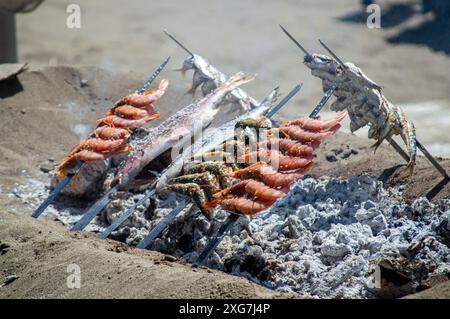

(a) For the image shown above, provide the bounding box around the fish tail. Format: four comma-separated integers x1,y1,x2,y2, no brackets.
224,72,256,91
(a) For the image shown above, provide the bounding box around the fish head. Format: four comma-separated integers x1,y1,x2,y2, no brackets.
305,53,338,74
178,55,196,76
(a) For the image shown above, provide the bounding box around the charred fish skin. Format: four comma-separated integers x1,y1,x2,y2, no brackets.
181,54,260,111
154,86,280,192
111,72,255,188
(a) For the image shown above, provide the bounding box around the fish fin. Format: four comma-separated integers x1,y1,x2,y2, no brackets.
186,86,197,97
173,68,187,77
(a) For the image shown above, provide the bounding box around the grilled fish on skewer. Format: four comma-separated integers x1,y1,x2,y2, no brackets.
303,40,418,172
164,30,262,112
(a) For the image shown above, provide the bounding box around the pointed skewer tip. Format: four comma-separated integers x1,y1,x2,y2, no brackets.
163,30,194,57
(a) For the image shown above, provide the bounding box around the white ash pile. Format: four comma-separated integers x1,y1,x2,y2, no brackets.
116,175,450,299
9,172,95,227
11,171,450,298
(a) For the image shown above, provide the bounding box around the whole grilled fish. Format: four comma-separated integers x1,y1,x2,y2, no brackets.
111,72,255,188
180,54,260,111
155,87,280,191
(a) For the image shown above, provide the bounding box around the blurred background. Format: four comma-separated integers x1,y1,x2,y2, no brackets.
1,0,450,155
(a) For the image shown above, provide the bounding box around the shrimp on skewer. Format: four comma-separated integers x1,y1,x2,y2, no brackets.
219,197,272,215
257,137,317,157
228,162,308,188
92,127,130,140
272,126,334,144
282,110,347,132
97,111,161,128
67,138,126,157
56,144,131,174
242,149,313,171
111,105,153,120
214,179,287,202
116,79,169,108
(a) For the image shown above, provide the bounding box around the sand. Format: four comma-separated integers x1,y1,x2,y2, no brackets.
1,0,449,298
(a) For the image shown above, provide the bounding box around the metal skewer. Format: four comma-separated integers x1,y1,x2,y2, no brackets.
279,25,312,59
163,30,195,57
32,161,84,218
279,26,338,118
136,199,188,249
138,56,171,94
32,58,171,219
318,39,346,67
317,39,448,179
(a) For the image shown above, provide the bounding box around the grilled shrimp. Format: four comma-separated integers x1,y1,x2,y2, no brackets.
112,104,152,119
56,145,131,175
215,180,286,201
257,137,316,157
117,79,169,108
98,112,160,128
243,149,313,171
272,126,334,144
219,197,272,215
286,143,316,157
92,127,130,140
68,138,126,156
282,111,347,132
228,162,306,188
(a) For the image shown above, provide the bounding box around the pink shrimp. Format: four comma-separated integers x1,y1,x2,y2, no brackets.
214,179,287,202
228,162,306,188
286,143,316,157
98,111,160,128
79,138,126,153
68,137,125,156
219,197,273,215
258,137,317,157
118,79,169,108
111,104,150,119
272,126,334,144
92,126,130,140
243,180,287,201
282,111,347,132
55,144,131,176
243,149,313,171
